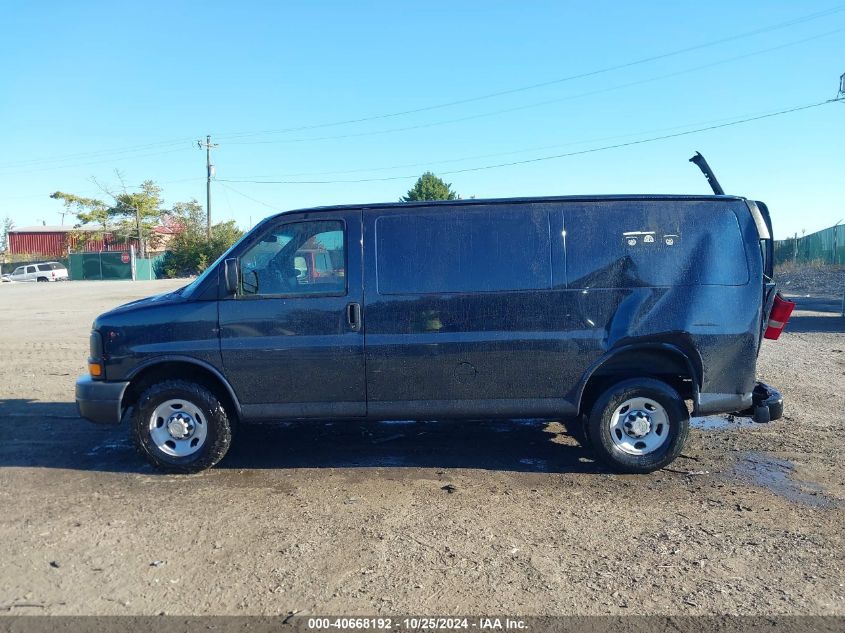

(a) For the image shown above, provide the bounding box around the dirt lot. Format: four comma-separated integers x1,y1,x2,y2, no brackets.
0,280,842,616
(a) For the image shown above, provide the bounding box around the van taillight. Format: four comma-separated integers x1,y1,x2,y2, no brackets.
764,294,795,340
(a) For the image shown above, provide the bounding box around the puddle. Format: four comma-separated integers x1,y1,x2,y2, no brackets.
86,439,131,456
509,418,548,427
691,415,757,431
734,452,835,508
355,455,410,468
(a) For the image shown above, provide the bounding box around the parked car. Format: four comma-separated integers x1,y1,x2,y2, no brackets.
6,261,69,282
76,194,792,474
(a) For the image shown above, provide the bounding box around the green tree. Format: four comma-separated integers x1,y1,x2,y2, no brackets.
109,180,165,257
401,172,460,202
50,176,165,257
160,199,243,278
49,192,111,234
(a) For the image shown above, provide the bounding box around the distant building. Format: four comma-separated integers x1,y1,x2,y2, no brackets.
8,224,178,258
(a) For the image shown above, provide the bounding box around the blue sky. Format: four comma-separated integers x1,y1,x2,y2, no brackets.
1,0,843,238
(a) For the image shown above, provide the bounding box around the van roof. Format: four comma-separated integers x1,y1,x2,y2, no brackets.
269,193,747,221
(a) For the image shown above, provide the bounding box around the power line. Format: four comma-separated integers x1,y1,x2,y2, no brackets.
216,181,281,211
213,3,845,141
0,146,194,177
216,98,842,185
0,138,195,170
221,106,806,179
221,26,845,147
3,5,841,171
0,177,205,204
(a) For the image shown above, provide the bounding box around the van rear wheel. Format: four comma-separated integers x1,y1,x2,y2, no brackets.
131,380,232,473
586,378,689,474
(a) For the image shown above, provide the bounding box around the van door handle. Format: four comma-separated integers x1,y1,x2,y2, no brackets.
346,302,362,331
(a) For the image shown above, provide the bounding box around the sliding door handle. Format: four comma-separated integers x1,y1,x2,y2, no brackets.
346,302,362,331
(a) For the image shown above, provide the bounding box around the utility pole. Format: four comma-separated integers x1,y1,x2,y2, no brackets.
197,135,218,239
136,204,144,258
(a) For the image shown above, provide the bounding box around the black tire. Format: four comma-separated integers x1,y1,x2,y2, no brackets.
36,277,48,282
586,378,689,474
131,379,232,474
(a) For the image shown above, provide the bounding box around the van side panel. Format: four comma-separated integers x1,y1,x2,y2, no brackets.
560,199,763,414
362,198,763,420
363,203,582,418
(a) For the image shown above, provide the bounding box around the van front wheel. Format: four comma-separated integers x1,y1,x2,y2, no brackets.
586,378,689,474
131,380,232,473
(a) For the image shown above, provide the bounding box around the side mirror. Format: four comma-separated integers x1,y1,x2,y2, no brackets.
224,258,240,295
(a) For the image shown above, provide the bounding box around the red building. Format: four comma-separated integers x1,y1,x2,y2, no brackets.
8,224,177,258
8,225,136,258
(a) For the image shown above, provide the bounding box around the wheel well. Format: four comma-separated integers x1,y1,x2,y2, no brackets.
578,348,698,416
121,362,239,424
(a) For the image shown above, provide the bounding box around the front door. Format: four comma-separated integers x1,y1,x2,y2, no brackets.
218,210,365,420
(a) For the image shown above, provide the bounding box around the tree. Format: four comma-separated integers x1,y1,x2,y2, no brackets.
109,180,165,257
49,192,111,234
160,199,243,278
1,216,14,254
401,172,460,202
50,174,165,257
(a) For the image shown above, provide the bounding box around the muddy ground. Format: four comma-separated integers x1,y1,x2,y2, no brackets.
0,280,842,615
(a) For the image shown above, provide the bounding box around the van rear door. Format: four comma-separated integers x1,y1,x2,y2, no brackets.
747,200,794,340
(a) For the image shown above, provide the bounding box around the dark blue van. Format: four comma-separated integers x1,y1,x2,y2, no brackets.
76,195,788,473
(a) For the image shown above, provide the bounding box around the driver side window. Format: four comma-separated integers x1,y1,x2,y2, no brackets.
238,220,346,297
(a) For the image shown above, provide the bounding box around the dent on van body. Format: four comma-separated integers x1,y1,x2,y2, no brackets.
361,198,763,419
560,199,763,415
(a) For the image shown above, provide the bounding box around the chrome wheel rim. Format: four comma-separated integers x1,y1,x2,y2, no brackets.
149,399,208,457
608,397,670,456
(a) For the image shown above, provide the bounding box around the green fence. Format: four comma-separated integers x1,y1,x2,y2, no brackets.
135,253,166,280
67,251,166,280
774,224,845,266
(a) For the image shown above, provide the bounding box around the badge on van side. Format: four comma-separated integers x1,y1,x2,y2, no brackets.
622,231,657,246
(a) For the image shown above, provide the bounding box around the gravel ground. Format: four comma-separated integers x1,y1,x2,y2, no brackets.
775,264,845,299
0,280,842,616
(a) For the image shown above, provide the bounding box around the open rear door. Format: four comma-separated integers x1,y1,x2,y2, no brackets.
748,200,795,340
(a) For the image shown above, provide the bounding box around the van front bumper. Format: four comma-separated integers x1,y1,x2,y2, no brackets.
75,376,129,425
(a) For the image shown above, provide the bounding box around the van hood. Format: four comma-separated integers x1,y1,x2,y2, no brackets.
103,287,187,316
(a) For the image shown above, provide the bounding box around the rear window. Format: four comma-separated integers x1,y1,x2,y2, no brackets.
376,205,551,294
564,200,749,288
37,263,63,271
